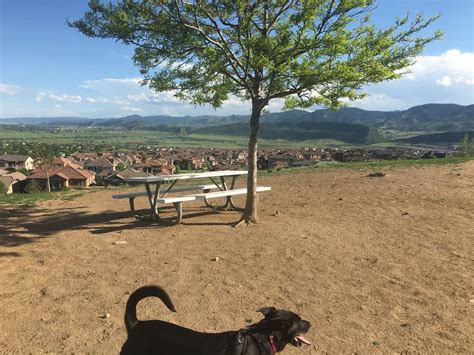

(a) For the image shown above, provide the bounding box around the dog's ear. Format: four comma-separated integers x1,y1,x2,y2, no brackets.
257,307,276,317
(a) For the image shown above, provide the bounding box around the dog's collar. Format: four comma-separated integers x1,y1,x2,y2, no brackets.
268,335,278,354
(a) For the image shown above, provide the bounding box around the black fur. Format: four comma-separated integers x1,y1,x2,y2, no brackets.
121,285,311,355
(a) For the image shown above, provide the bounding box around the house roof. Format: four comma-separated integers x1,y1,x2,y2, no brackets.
0,168,9,175
84,156,114,168
0,154,31,162
53,156,71,166
0,176,14,188
104,168,150,180
4,172,27,181
28,165,94,181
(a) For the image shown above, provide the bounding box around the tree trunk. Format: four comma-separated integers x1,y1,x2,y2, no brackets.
241,101,263,224
46,169,51,193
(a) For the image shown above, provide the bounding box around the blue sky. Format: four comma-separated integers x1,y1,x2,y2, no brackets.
0,0,473,118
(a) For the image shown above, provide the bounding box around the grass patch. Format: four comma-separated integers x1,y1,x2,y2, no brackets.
0,189,86,207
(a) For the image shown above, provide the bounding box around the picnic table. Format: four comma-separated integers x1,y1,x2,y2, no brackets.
113,170,270,225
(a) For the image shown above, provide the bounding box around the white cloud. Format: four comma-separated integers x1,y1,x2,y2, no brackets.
0,83,20,95
80,77,142,90
350,49,474,110
36,91,82,103
436,75,452,87
408,50,474,84
86,97,110,103
54,104,62,108
121,106,143,112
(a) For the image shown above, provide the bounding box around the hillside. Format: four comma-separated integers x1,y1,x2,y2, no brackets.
1,103,472,144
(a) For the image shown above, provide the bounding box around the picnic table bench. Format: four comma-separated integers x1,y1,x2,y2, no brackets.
113,171,270,225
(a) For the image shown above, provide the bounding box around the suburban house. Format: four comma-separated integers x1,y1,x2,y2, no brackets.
0,171,27,194
27,162,95,190
0,154,34,171
133,158,176,175
83,156,116,173
176,156,204,170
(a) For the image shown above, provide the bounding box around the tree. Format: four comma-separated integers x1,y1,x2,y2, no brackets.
116,162,128,171
0,181,6,195
460,133,473,157
41,157,55,193
70,0,441,224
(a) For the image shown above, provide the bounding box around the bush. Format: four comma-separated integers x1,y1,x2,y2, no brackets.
19,168,31,176
26,180,42,193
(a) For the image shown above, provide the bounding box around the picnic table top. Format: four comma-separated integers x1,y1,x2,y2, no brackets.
123,170,247,183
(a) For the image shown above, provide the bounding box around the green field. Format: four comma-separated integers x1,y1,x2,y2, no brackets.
0,128,346,149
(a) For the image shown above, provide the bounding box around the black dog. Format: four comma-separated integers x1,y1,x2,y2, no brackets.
121,285,311,354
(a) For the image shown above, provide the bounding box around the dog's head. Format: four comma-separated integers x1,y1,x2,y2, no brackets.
248,307,311,351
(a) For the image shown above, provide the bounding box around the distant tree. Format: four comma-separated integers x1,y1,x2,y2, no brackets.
19,168,30,176
0,181,6,195
460,133,473,157
70,0,441,224
116,162,127,171
26,180,41,193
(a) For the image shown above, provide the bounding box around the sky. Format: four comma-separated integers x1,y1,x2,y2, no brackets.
0,0,473,118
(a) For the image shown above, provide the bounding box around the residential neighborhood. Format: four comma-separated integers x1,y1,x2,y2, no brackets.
0,146,453,194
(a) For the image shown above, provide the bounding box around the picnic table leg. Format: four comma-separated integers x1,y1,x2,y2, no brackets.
145,182,162,222
203,176,232,210
173,202,183,224
128,197,135,213
228,175,245,211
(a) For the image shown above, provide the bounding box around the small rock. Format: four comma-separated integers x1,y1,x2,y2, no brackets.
273,210,280,217
211,257,220,262
100,313,111,319
401,211,409,216
113,241,127,245
368,172,386,178
338,197,343,201
469,299,474,304
40,288,48,296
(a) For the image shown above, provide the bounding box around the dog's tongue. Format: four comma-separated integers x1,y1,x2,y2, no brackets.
296,335,311,345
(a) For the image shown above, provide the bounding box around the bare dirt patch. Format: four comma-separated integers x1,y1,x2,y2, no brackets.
1,162,473,353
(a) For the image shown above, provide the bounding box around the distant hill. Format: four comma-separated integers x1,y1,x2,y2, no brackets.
193,121,378,144
1,103,472,144
396,131,474,145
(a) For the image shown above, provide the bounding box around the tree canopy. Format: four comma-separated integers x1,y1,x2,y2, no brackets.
70,0,441,111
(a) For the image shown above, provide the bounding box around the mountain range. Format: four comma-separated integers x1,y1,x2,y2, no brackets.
1,103,473,144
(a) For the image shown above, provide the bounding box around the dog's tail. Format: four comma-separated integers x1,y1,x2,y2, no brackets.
124,285,177,333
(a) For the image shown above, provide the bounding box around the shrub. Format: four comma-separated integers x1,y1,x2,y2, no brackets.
26,180,42,193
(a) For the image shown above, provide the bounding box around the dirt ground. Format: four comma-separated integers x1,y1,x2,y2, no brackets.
1,161,473,353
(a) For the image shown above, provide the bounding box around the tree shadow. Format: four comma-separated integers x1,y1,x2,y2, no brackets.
0,206,132,248
0,203,240,249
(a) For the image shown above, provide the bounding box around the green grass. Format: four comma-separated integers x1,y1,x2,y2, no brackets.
0,189,86,207
0,128,345,148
